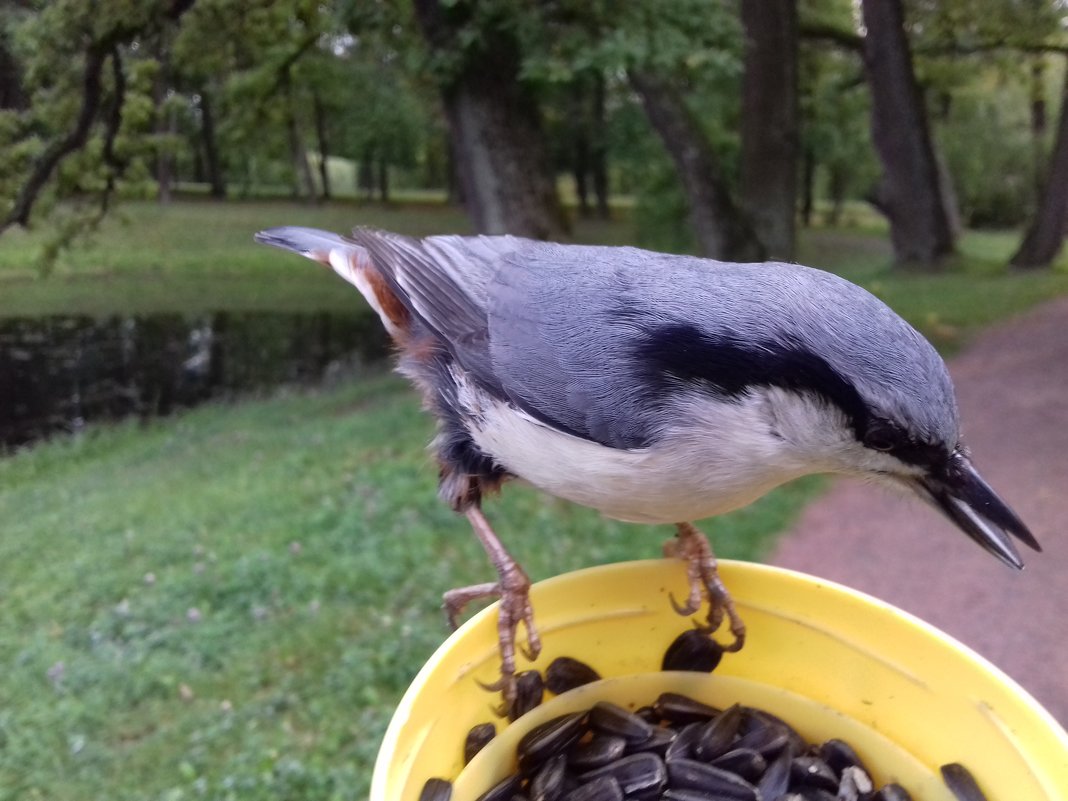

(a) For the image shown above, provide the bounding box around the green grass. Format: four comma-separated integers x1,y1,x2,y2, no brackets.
0,200,632,317
2,199,1066,345
0,375,822,800
3,199,1068,798
797,226,1068,352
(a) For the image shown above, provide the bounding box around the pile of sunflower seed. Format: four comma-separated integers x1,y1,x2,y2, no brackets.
462,693,915,801
417,634,990,801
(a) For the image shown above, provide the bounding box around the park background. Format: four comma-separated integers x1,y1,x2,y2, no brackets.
1,1,1067,798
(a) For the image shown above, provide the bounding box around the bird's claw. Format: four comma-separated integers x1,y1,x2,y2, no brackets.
666,523,747,653
442,581,497,631
668,590,701,617
442,563,541,711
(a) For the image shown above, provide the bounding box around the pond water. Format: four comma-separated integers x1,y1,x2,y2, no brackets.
0,311,391,449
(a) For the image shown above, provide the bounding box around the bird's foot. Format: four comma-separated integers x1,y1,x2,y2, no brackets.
445,507,543,708
664,522,746,652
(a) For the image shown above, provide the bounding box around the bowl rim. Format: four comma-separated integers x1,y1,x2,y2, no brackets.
371,559,1068,798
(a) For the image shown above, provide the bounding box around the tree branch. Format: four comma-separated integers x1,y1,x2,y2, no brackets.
101,46,127,211
799,21,864,54
914,40,1068,58
1,44,108,232
262,32,321,99
0,1,197,234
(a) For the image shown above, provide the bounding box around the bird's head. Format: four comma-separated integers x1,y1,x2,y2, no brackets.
821,387,1040,570
642,263,1039,568
747,285,1041,570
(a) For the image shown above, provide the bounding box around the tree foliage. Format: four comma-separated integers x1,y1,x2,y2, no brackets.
0,0,1066,266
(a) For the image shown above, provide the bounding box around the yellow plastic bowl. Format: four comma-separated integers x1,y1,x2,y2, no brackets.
371,560,1068,800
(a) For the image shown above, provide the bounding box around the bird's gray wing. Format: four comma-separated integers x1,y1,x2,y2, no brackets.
349,230,671,446
485,240,958,452
348,228,526,395
485,242,701,449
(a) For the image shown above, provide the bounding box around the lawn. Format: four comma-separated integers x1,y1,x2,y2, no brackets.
2,199,1067,799
0,374,822,800
2,200,1065,351
0,200,630,318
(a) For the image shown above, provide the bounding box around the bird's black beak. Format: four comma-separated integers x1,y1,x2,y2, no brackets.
913,451,1040,569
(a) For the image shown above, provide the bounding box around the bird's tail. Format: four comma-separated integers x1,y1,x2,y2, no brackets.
254,226,410,339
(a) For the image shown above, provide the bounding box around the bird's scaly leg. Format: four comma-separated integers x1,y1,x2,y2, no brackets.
663,522,746,652
442,506,542,705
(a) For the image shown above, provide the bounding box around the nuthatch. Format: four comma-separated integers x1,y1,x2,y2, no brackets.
255,226,1039,702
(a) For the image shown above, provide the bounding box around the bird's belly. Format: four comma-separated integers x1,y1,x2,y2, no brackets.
468,397,802,524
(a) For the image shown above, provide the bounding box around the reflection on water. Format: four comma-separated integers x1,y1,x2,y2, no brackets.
0,312,391,449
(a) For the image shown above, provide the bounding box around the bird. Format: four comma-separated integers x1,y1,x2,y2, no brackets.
254,225,1040,703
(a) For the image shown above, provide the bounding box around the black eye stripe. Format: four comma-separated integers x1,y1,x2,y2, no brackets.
636,323,870,439
864,419,946,466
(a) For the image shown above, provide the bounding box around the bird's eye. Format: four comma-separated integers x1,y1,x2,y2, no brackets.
865,425,896,452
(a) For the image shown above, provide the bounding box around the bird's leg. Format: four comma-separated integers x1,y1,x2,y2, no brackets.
663,522,746,652
442,505,541,705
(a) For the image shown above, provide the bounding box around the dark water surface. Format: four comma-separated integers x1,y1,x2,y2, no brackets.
0,312,390,449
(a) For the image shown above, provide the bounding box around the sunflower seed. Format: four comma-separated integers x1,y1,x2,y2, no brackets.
510,670,546,721
625,724,676,756
568,734,627,770
589,701,654,743
709,748,766,782
661,629,724,672
941,762,990,801
756,749,792,800
561,776,622,801
518,712,587,772
664,721,702,762
693,703,743,761
473,773,521,801
818,738,867,776
464,722,496,765
418,777,452,801
837,764,875,801
530,753,568,801
790,755,839,792
545,657,602,695
872,784,914,801
654,692,720,724
666,758,760,800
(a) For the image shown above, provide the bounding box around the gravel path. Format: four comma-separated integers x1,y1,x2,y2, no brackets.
772,295,1068,727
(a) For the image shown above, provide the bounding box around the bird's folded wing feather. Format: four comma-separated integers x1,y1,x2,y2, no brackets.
348,228,523,398
348,230,669,447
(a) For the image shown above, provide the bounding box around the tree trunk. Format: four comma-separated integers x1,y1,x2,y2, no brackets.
861,0,955,265
800,146,815,228
199,88,226,198
285,80,316,204
0,32,27,110
313,91,331,200
1011,61,1068,269
1030,56,1048,202
377,156,389,203
571,83,591,218
573,140,591,218
413,0,567,239
829,164,847,226
591,72,610,220
629,70,765,261
446,134,465,205
358,147,374,200
740,0,799,260
154,40,173,205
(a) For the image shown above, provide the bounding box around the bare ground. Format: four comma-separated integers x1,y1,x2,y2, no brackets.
772,295,1068,727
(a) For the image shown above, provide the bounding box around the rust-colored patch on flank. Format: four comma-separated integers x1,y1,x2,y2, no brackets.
403,333,443,364
360,261,411,334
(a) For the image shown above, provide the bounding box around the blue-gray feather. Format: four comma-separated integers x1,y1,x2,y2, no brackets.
351,232,958,454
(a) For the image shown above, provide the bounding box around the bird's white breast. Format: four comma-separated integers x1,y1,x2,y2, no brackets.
453,371,819,524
